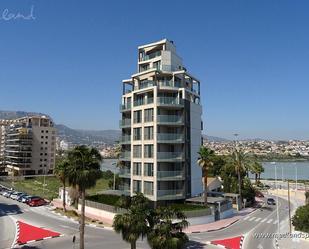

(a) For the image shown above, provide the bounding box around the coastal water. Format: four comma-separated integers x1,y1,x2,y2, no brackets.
100,158,118,172
250,161,309,180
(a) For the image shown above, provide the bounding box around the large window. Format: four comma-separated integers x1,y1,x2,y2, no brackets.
144,181,153,196
144,145,153,158
133,145,142,158
144,126,153,140
133,180,141,193
144,163,153,177
133,162,142,175
133,128,141,140
144,108,153,122
133,110,142,123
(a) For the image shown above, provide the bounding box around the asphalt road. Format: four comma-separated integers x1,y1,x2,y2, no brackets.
0,194,292,249
0,195,149,249
189,195,291,249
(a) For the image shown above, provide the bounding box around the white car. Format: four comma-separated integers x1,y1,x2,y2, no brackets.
10,192,23,200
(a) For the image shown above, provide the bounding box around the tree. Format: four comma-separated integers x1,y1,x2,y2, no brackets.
54,158,69,212
147,206,189,249
231,148,249,202
113,193,150,249
250,161,264,184
292,204,309,233
67,145,103,249
197,146,215,205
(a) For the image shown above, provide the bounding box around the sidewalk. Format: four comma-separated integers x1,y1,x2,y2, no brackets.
185,207,255,233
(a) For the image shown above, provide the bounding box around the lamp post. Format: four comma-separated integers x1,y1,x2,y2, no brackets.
112,162,117,190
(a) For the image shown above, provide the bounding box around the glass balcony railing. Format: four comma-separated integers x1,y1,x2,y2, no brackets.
118,185,131,194
157,189,184,197
119,119,131,128
158,81,182,88
140,51,161,61
157,97,184,106
157,115,184,124
120,103,131,111
139,80,156,89
133,98,154,107
157,152,184,161
119,168,131,177
157,133,184,142
157,170,184,179
120,135,131,143
119,152,131,160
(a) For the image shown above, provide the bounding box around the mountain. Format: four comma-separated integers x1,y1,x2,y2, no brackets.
0,110,47,120
55,124,121,145
203,135,229,142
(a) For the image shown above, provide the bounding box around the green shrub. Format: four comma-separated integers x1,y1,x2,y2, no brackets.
86,194,121,206
292,204,309,233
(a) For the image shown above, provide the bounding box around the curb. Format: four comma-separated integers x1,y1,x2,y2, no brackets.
205,235,245,249
16,235,64,246
240,235,244,249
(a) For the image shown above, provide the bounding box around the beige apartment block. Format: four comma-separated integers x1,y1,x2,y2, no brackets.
0,116,56,175
119,39,203,203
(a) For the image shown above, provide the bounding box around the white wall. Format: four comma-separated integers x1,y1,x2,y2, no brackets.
190,103,203,196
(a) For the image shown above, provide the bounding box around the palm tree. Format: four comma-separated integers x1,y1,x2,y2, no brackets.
197,146,215,205
231,148,249,202
113,193,150,249
54,158,69,212
147,206,189,249
250,161,264,184
67,145,103,249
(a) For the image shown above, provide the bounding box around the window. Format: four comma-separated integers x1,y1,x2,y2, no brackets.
45,142,48,144
45,136,48,139
144,181,153,195
133,128,141,140
144,145,153,158
133,145,142,158
133,110,142,123
41,130,44,133
144,126,153,140
46,130,49,133
41,136,44,139
144,163,153,177
133,162,141,175
153,61,161,70
133,180,141,193
144,108,153,122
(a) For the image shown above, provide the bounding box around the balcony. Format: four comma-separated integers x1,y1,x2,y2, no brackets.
119,119,131,128
158,80,182,88
157,189,185,200
119,152,131,161
157,152,184,161
120,135,131,144
157,170,185,180
157,97,184,107
140,51,161,62
157,133,184,143
139,80,156,90
133,98,154,107
120,103,132,112
118,185,131,195
157,115,184,125
119,168,131,178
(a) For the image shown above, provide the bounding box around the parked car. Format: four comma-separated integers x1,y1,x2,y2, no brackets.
25,196,41,205
3,190,14,198
28,197,46,207
10,192,24,200
17,194,29,202
21,195,32,203
267,198,276,205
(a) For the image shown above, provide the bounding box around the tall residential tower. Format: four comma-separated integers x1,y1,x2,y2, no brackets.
119,39,203,203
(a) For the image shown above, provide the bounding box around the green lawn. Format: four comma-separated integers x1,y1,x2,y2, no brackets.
86,194,121,206
8,176,111,200
171,203,209,211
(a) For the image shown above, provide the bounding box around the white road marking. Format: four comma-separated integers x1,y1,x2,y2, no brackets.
267,219,273,223
261,218,267,223
255,218,262,222
249,217,256,221
273,220,278,225
243,216,250,220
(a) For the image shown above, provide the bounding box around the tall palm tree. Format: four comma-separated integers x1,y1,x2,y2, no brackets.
197,146,215,206
113,193,150,249
250,161,264,184
67,145,103,249
147,206,189,249
231,148,249,202
54,158,69,212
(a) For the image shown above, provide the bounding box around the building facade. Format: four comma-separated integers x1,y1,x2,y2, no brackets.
0,116,56,175
119,39,203,202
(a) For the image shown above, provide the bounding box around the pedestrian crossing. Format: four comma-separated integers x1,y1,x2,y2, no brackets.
243,216,278,225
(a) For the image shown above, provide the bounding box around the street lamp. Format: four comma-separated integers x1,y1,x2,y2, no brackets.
112,162,117,190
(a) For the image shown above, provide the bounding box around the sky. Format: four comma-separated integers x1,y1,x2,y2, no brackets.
0,0,308,140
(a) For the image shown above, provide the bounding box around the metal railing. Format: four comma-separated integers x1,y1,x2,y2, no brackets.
157,152,184,160
157,115,184,124
157,133,184,142
157,97,184,106
157,189,184,197
157,170,184,179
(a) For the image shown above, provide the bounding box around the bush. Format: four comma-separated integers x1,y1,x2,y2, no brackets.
170,203,208,211
86,194,121,206
292,204,309,233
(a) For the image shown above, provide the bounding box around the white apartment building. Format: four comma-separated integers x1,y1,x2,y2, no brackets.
0,115,56,175
119,39,203,203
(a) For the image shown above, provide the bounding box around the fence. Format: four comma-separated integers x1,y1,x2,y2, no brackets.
183,208,212,218
83,199,127,214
